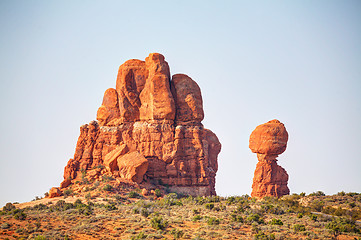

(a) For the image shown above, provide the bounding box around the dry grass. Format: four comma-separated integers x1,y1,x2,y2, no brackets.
1,187,361,240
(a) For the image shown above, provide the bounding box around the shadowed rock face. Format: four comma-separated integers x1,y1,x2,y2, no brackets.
61,53,221,196
249,119,289,198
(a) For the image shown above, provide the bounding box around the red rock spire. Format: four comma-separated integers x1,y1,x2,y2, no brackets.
249,119,290,198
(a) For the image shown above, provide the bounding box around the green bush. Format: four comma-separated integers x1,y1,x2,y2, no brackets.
310,200,324,212
254,232,275,240
103,184,113,192
140,208,150,217
104,203,117,211
309,191,325,197
246,214,264,224
230,213,243,222
63,189,73,196
3,203,16,212
1,222,10,229
269,218,283,225
207,217,220,225
14,211,26,220
293,224,306,231
170,228,184,239
326,218,360,235
310,214,317,221
205,203,214,210
192,215,202,221
128,191,141,198
131,231,147,240
150,216,167,230
34,236,47,240
297,213,303,218
193,209,200,215
154,189,162,197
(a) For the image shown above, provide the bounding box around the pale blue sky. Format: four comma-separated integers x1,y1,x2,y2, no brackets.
1,0,360,206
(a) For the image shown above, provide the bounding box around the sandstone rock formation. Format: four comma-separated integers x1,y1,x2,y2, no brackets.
249,119,289,198
48,187,62,198
61,53,221,196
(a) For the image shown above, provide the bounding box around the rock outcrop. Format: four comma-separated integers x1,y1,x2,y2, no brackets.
249,119,289,198
61,53,221,196
48,187,62,198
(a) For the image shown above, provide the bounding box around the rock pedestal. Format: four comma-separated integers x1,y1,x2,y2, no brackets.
249,119,289,198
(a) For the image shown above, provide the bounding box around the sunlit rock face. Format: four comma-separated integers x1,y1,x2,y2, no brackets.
61,53,221,196
249,119,289,198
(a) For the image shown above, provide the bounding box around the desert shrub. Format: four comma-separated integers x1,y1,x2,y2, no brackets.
104,203,117,211
309,191,325,197
349,202,356,208
114,194,125,201
246,214,264,224
230,213,243,222
14,211,26,220
154,189,162,197
34,236,47,240
338,191,346,196
236,205,246,213
293,224,306,231
3,202,16,212
261,204,284,215
226,196,237,205
346,192,358,197
1,222,10,229
207,217,220,225
310,200,324,212
326,218,360,235
85,193,91,201
128,191,142,198
162,193,183,206
32,203,48,211
103,184,113,192
53,200,75,211
170,228,184,239
131,231,147,239
150,216,167,230
63,189,73,197
140,208,150,217
269,218,283,225
193,209,200,215
102,175,114,182
309,214,317,221
350,208,361,220
192,215,202,221
300,192,306,197
74,200,93,215
132,208,140,214
205,195,220,203
205,203,214,210
334,207,346,216
298,213,303,218
254,232,275,240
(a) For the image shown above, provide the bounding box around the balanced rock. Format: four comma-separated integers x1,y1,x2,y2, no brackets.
249,119,289,198
61,53,221,196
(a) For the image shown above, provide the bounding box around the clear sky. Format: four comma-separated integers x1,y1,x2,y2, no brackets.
0,0,360,207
